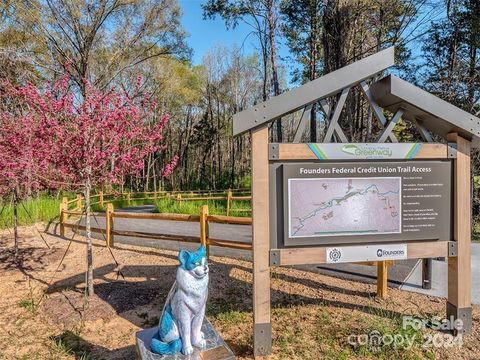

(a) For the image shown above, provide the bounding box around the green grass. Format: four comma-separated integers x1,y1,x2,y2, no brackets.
473,222,480,241
269,305,434,360
154,198,251,217
50,331,91,360
18,298,38,314
91,198,154,212
0,195,61,229
0,191,251,230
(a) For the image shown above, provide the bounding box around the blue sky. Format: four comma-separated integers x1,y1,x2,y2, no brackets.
180,0,256,64
179,0,291,66
179,0,296,85
179,0,446,87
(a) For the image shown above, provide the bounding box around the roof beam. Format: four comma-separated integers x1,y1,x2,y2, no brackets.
360,81,398,142
233,47,395,136
377,108,404,142
323,88,350,143
293,104,312,143
412,118,434,142
370,75,480,147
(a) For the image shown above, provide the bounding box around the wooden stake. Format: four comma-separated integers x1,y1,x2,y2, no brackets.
251,126,271,357
99,191,104,208
377,261,388,299
76,194,82,211
226,190,232,216
106,203,114,247
200,205,209,256
447,133,472,333
59,197,68,237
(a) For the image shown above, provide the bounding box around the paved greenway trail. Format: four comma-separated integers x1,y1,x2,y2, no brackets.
83,205,253,260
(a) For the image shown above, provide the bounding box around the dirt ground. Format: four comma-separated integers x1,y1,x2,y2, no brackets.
1,225,479,360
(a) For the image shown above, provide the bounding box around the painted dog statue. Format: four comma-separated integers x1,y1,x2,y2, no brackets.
150,246,209,355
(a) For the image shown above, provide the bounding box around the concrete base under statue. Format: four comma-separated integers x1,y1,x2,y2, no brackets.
136,319,235,360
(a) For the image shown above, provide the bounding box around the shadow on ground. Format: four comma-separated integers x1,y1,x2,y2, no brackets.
51,330,136,360
44,253,422,331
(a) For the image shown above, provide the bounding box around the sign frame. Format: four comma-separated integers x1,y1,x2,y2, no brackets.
235,47,476,357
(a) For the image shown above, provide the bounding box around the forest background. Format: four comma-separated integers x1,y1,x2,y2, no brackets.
0,0,478,219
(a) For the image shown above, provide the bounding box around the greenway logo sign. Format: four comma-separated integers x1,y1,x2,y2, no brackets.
307,143,422,160
342,144,393,158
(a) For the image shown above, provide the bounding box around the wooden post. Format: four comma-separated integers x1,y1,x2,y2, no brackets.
377,261,388,299
422,258,432,289
251,126,271,356
200,205,209,257
106,203,114,247
76,194,82,211
226,190,232,216
177,193,182,201
127,192,131,205
59,197,68,237
99,191,104,208
447,133,472,334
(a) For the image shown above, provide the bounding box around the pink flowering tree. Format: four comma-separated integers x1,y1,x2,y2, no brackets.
0,81,59,257
1,75,177,294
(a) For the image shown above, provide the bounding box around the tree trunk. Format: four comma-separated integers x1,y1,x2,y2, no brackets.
267,0,282,142
13,189,19,259
310,105,317,142
84,177,94,296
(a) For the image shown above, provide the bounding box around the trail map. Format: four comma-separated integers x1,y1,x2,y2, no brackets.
288,177,401,238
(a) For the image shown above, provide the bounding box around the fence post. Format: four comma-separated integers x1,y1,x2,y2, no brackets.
59,197,68,237
106,203,114,247
127,192,131,205
177,194,182,201
200,205,209,257
76,194,82,211
226,190,232,216
99,191,104,208
377,261,388,299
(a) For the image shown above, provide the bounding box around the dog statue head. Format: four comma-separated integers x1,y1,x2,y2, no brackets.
178,246,209,279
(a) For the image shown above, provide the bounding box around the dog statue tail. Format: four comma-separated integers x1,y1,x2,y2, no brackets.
150,335,182,355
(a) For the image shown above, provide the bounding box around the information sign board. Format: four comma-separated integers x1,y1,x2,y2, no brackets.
272,161,451,247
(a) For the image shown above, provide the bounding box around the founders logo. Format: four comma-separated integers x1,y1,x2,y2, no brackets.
329,248,342,262
376,248,405,258
341,144,393,158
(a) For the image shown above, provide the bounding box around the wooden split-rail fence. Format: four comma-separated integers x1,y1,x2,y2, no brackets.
59,189,253,256
58,189,393,298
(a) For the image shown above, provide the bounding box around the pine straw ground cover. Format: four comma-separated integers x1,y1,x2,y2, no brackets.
1,226,479,360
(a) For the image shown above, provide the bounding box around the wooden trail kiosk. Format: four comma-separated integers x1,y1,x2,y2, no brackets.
233,47,480,357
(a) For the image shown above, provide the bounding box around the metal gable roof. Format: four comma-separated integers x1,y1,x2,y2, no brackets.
370,75,480,147
232,46,480,147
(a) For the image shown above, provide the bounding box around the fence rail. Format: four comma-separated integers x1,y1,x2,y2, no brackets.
62,189,252,216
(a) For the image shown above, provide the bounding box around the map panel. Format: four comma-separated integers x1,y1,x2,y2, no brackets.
288,177,401,238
